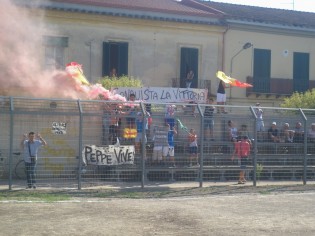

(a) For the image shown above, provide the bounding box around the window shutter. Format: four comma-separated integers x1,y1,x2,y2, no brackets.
253,49,271,93
293,52,309,92
118,42,128,76
102,42,110,77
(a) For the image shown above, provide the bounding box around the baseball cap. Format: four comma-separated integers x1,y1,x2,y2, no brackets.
255,103,260,106
272,122,276,125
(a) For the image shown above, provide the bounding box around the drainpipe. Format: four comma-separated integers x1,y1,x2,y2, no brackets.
220,25,229,107
221,25,230,72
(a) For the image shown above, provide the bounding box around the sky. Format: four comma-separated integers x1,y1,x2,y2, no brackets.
208,0,315,13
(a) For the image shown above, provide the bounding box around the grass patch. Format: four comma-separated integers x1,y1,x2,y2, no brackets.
94,189,168,198
259,190,271,195
0,190,71,202
0,184,314,201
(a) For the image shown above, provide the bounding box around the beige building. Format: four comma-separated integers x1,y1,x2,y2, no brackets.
201,1,315,106
14,0,225,93
13,0,315,106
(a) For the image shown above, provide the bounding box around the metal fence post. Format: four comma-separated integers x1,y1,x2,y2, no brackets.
8,97,14,190
77,100,83,190
197,104,204,188
300,109,307,185
2,96,314,189
249,106,257,187
140,102,147,189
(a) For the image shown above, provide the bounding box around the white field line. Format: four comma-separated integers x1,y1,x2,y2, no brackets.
1,191,315,203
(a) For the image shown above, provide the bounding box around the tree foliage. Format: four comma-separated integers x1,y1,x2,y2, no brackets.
281,89,315,109
99,76,143,90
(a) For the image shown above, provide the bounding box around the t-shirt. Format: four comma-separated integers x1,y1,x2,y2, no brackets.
153,126,169,147
268,127,279,140
235,140,250,157
204,105,214,119
217,81,225,94
308,129,315,138
230,127,238,139
255,108,263,120
136,119,148,133
23,140,43,163
188,133,198,147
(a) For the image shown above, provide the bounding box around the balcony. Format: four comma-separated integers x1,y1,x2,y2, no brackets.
246,76,315,98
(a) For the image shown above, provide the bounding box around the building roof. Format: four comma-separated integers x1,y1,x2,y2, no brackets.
50,0,217,17
199,0,315,29
13,0,223,25
15,0,315,31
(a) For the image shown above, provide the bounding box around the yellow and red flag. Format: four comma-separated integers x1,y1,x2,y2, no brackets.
216,71,253,88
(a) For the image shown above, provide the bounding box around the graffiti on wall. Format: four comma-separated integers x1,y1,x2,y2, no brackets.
51,122,67,135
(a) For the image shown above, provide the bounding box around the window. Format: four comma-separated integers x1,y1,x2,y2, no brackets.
180,47,199,88
102,42,128,77
253,49,271,93
43,36,68,70
293,52,309,92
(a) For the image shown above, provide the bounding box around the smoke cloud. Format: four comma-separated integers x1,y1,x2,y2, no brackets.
0,0,122,101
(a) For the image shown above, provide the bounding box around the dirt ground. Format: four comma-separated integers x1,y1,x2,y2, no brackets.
1,183,315,236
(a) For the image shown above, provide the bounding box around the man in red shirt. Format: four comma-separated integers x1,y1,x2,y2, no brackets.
232,136,251,184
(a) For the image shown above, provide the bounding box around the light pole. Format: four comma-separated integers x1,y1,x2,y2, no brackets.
229,42,252,100
229,42,252,76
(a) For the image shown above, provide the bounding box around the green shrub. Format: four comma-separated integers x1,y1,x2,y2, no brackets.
99,75,143,90
256,163,263,180
281,89,315,109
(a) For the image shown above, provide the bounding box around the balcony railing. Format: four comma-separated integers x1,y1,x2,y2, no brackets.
246,76,315,98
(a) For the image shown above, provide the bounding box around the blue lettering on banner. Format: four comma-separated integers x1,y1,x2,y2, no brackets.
113,87,207,103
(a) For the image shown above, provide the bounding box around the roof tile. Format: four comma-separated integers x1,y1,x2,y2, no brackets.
200,1,315,28
51,0,218,17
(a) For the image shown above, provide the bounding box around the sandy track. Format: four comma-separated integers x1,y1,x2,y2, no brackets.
1,191,315,236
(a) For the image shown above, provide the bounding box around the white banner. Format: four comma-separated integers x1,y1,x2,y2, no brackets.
82,145,135,165
113,87,208,103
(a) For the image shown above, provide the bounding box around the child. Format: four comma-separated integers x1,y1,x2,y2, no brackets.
188,128,199,167
228,120,238,142
232,136,251,184
165,104,176,129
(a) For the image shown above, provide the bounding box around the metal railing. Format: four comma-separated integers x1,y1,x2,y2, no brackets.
1,96,315,190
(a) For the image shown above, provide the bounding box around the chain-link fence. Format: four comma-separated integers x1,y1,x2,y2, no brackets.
0,96,314,189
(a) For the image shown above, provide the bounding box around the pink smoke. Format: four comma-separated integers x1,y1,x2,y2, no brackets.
0,0,126,102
